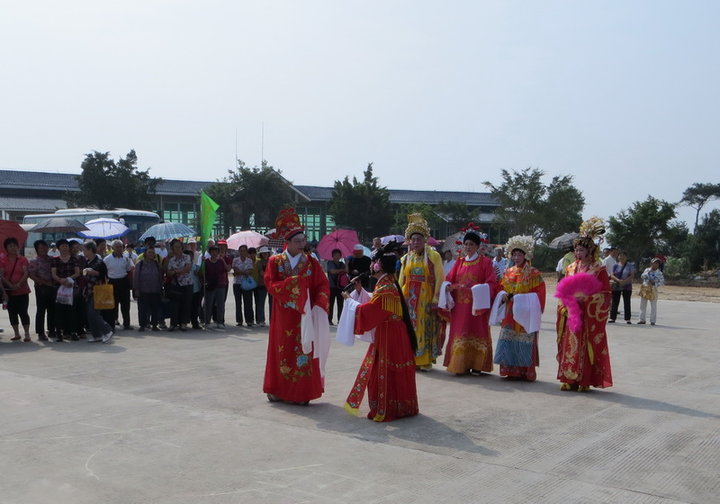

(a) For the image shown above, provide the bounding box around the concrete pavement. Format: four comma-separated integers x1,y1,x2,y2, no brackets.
1,293,719,503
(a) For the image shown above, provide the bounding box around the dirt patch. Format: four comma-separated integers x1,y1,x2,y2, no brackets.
541,274,720,304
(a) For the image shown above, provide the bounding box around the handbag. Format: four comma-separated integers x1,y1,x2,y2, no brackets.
337,271,350,289
93,283,115,310
638,284,657,301
56,285,74,306
240,275,257,291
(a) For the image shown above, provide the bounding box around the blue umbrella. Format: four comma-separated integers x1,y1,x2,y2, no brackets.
139,222,197,242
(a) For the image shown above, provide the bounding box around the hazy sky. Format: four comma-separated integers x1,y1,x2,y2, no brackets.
2,1,718,229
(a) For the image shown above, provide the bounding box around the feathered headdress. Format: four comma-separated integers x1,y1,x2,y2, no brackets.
574,216,606,262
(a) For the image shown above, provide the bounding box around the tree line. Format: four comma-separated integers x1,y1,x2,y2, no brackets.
66,150,720,273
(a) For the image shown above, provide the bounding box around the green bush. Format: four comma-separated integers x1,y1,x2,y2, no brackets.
663,257,690,279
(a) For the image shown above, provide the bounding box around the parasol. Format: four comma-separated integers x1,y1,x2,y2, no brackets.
317,229,360,261
29,217,89,234
139,222,196,242
0,220,29,256
78,218,129,240
549,232,580,250
227,230,269,250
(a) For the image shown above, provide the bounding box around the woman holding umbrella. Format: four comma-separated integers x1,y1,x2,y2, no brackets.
51,239,81,342
165,238,193,331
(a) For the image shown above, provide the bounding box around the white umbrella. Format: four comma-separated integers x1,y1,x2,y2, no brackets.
78,218,129,240
227,230,269,250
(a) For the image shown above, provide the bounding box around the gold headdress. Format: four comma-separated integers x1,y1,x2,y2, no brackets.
505,235,535,260
404,213,430,240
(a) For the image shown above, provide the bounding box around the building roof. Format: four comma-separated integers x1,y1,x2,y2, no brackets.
0,169,212,196
0,196,67,212
1,169,497,206
294,184,498,207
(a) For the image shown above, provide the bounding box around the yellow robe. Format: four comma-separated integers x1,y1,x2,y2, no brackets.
399,246,444,367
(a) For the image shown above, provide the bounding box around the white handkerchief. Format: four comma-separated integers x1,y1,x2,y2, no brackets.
471,283,491,312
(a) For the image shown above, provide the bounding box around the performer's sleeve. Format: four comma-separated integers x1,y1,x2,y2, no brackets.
397,254,407,290
536,276,547,312
430,251,445,303
355,300,391,334
309,257,330,313
263,257,302,312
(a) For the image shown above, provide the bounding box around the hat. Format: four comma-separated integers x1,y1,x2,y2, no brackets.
651,257,662,264
505,235,535,259
574,216,606,260
353,244,364,251
217,240,227,246
257,246,271,254
188,239,197,244
404,213,430,240
273,207,304,240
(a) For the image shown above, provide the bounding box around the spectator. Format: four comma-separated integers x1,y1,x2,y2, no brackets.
1,237,32,342
602,247,618,273
104,239,135,330
165,238,192,331
28,239,56,341
124,243,138,261
203,245,231,328
156,241,168,259
492,247,509,280
638,257,664,325
95,239,108,258
326,248,347,325
442,250,455,276
347,244,371,290
609,251,634,324
232,244,255,327
51,238,80,342
187,239,201,265
81,240,114,343
70,240,87,336
253,246,271,326
133,246,164,331
185,249,204,330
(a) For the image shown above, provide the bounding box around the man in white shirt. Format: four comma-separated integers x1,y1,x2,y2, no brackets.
492,247,509,280
104,239,135,330
602,247,618,273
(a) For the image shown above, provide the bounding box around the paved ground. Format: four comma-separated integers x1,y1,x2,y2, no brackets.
1,292,719,504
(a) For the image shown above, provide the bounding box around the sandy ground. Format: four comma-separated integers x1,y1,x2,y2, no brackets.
543,274,720,303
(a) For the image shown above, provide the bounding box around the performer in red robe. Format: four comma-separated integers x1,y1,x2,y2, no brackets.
555,219,613,392
263,208,330,404
342,242,419,422
442,228,498,375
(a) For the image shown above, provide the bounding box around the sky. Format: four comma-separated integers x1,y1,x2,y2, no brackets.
1,1,719,230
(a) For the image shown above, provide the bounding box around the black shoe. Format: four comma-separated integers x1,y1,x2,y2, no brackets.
71,334,80,341
124,325,133,330
626,321,632,324
151,326,160,332
637,321,646,325
608,319,616,323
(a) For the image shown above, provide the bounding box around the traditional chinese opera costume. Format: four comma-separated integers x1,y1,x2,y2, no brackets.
441,226,498,374
339,242,419,422
491,235,545,381
398,213,445,369
263,208,330,403
555,217,613,391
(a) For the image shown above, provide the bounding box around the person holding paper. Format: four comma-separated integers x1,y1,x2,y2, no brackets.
492,236,545,381
442,227,498,375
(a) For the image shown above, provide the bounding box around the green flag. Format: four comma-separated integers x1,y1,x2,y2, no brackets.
200,190,219,251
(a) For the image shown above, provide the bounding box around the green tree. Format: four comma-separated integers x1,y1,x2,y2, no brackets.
678,182,720,232
435,201,481,230
684,209,720,271
606,196,688,266
391,203,442,237
329,163,393,241
66,150,161,210
204,160,296,235
483,167,584,242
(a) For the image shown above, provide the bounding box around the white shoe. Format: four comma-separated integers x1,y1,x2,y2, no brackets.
102,332,113,344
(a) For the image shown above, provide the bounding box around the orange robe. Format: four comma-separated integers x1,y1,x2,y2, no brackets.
263,252,329,402
345,274,418,422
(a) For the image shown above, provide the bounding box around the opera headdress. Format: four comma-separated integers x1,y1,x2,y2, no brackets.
273,207,304,241
404,213,430,240
505,235,535,260
574,216,606,261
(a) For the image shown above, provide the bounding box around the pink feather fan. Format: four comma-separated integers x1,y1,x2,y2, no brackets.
555,272,603,333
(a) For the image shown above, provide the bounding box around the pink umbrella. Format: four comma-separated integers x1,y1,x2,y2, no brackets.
317,229,360,261
227,230,269,250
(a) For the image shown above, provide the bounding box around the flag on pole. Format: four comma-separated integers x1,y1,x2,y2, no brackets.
200,190,219,251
